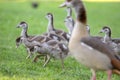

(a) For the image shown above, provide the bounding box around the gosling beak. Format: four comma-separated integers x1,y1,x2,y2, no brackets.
64,20,66,22
59,2,67,8
16,26,19,28
99,30,104,34
16,25,20,28
45,15,48,19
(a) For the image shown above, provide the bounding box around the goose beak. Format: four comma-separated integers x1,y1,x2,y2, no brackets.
64,19,67,22
45,15,48,19
16,26,19,28
59,2,67,8
99,30,104,33
16,24,20,28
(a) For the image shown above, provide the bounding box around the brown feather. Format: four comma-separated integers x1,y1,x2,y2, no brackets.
111,58,120,70
81,37,120,71
112,69,120,75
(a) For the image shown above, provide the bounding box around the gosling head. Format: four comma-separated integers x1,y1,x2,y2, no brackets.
64,16,74,34
64,16,74,25
99,26,111,35
17,21,28,29
45,13,53,21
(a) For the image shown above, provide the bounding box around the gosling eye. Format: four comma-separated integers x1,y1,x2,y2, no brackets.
48,15,51,18
105,29,107,32
105,29,109,32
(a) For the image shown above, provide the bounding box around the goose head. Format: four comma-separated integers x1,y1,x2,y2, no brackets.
45,13,53,21
17,21,28,29
99,26,111,37
59,0,82,9
59,0,73,8
60,0,87,24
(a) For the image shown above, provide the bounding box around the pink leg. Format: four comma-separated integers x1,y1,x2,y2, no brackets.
91,69,96,80
107,70,112,80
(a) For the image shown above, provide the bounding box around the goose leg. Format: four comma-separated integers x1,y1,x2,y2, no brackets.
44,55,48,62
91,69,96,80
33,54,42,62
107,70,112,80
26,48,32,59
43,55,51,67
60,53,64,69
61,58,64,69
33,54,48,63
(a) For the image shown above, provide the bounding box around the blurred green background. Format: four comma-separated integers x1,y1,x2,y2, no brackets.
0,0,120,80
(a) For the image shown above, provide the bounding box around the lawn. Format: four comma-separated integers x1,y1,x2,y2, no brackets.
0,0,120,80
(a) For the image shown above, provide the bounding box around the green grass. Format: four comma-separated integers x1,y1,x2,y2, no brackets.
0,1,120,80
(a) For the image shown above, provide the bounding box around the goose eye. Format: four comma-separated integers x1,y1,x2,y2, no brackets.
105,30,107,31
22,23,27,27
106,29,109,31
20,24,24,27
69,18,72,21
22,24,25,26
104,29,109,32
68,19,71,21
49,15,51,17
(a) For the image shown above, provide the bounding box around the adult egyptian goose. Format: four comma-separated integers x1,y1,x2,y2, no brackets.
46,13,70,42
60,0,120,80
99,26,120,56
33,39,68,68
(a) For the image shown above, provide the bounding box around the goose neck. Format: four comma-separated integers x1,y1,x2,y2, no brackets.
67,24,74,34
67,8,72,17
69,0,88,47
21,27,28,38
103,33,111,43
47,17,55,32
71,0,88,35
72,0,87,24
69,27,73,34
